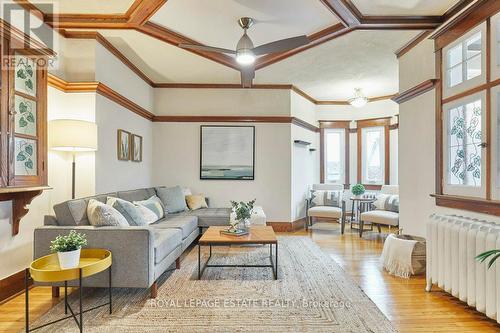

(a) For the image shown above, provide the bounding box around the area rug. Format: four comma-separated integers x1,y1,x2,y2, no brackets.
29,237,396,332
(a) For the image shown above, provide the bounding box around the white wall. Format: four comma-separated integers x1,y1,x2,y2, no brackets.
95,95,153,193
152,122,292,221
398,39,500,238
316,99,398,121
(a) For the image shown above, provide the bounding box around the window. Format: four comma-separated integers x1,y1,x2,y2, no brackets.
492,86,500,200
324,128,345,184
361,126,385,185
446,32,482,88
443,92,486,198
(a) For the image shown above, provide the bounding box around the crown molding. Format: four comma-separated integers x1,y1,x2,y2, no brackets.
391,79,438,104
394,30,432,58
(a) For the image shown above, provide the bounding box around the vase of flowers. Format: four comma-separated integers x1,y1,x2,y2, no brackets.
229,199,256,232
352,183,366,198
50,230,87,269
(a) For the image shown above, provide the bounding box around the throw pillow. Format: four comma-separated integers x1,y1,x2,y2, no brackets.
373,194,399,213
134,195,164,220
310,190,342,207
87,199,129,227
106,197,157,226
156,186,188,213
185,195,208,210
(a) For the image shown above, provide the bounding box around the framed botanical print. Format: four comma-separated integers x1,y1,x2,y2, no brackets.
131,134,143,162
117,129,131,161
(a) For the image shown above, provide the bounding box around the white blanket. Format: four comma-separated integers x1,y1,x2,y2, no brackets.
380,234,417,278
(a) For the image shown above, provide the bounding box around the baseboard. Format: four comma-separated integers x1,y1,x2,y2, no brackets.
0,269,32,303
266,218,306,232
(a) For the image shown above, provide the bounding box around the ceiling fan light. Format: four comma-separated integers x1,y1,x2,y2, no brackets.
348,88,368,108
236,49,255,65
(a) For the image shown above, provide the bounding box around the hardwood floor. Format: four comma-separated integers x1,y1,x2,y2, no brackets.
1,223,499,332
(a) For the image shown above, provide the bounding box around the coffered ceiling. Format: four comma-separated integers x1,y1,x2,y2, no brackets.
24,0,470,101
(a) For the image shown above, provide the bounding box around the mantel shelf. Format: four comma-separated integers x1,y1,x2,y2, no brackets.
0,186,51,236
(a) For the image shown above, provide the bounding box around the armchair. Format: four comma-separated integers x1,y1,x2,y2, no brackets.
305,184,346,233
359,185,399,237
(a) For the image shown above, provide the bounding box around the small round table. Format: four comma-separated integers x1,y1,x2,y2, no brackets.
25,249,112,333
349,196,376,232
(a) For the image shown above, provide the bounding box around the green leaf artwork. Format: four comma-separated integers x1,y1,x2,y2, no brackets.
16,69,26,79
25,159,33,169
25,79,33,91
19,101,28,113
19,117,28,128
17,152,26,161
25,145,33,156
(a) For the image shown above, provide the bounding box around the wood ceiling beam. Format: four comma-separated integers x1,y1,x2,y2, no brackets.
136,21,240,70
127,0,168,25
318,0,362,27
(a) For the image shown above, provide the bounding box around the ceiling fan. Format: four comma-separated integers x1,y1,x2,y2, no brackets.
179,17,310,88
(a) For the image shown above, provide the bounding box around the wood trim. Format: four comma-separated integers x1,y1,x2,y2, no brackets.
266,218,306,232
0,19,54,56
432,194,500,215
442,0,477,21
291,118,320,132
12,0,45,21
136,22,239,70
291,86,317,104
127,0,167,25
45,14,130,29
395,30,432,58
433,0,500,50
319,120,351,128
315,94,396,105
359,16,442,30
356,117,391,128
61,30,155,87
318,0,362,27
389,123,399,131
0,269,32,303
153,83,293,89
392,79,438,104
320,128,325,182
486,18,492,200
435,50,443,195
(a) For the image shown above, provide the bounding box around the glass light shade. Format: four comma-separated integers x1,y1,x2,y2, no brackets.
348,88,368,108
49,119,97,152
236,49,255,65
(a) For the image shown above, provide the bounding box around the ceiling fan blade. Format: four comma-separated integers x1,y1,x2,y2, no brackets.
241,66,255,88
178,44,236,54
252,35,309,55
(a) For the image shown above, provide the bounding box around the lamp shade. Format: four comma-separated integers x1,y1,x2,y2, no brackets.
49,119,97,152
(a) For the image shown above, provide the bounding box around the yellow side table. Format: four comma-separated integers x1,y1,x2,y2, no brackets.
25,249,112,333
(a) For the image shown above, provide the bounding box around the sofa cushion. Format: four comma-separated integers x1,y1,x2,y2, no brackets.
87,199,129,227
54,193,117,226
360,210,399,226
133,195,164,220
153,228,182,264
308,206,342,218
116,188,156,202
185,195,208,211
187,208,231,227
151,216,198,239
156,186,187,213
106,197,157,226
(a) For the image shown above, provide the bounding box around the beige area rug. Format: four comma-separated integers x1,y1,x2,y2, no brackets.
30,237,396,332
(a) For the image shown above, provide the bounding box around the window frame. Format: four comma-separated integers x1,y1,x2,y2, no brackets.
442,23,487,99
442,91,487,198
492,85,500,200
357,117,390,190
491,12,500,80
323,127,346,186
319,121,350,189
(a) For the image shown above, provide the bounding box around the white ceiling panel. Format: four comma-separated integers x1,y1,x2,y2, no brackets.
30,0,136,14
150,0,338,51
98,29,241,83
352,0,460,16
255,30,419,101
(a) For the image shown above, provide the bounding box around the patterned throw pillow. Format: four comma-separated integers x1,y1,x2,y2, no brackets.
134,196,164,220
373,194,399,213
87,199,129,227
310,190,342,208
106,197,157,226
185,195,208,210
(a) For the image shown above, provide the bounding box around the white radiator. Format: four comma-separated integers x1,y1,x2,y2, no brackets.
427,214,500,321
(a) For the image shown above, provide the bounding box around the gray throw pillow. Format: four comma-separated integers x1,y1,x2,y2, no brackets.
373,194,399,213
134,195,164,220
106,197,157,226
156,186,188,213
310,190,342,208
87,199,129,227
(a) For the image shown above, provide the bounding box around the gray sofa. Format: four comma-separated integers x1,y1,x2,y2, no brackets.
34,187,230,298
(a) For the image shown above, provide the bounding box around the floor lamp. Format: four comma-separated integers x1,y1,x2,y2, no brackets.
49,119,98,199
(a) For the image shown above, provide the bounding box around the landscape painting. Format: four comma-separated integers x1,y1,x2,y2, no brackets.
200,126,255,180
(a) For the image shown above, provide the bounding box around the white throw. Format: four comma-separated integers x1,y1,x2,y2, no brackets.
380,234,417,278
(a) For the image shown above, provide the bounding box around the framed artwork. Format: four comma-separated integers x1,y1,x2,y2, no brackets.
117,129,131,161
200,125,255,180
131,134,143,162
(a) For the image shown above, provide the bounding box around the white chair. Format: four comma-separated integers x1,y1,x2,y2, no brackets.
359,185,399,237
305,184,346,233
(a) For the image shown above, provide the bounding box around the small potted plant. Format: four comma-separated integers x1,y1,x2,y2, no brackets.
229,199,256,232
352,184,366,198
50,230,87,269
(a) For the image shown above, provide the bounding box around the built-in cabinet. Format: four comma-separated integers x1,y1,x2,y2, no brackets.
0,35,49,235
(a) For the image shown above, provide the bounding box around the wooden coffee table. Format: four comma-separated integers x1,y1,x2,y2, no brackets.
197,226,278,280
